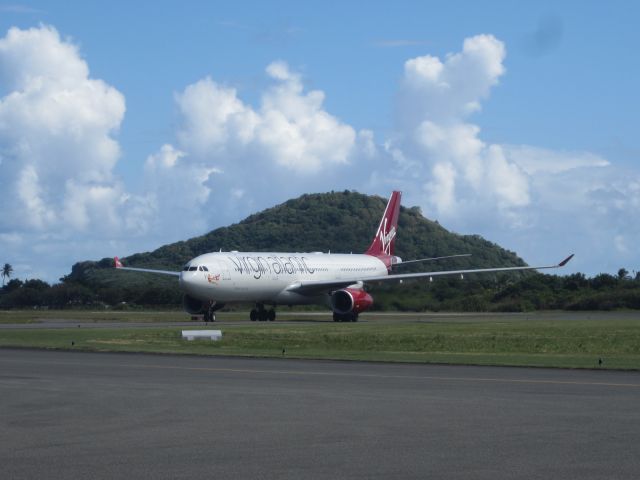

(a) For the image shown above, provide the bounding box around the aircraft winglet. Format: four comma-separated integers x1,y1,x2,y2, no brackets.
558,254,574,267
114,257,123,268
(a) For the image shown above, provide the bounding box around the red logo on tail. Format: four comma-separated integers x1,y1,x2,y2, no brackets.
365,191,401,261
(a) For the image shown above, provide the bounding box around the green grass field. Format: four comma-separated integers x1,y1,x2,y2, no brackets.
0,309,187,324
1,311,640,369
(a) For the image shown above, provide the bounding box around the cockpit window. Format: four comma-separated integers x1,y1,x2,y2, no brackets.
184,264,208,271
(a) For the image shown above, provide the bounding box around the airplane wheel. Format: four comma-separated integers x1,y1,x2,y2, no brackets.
333,313,340,322
267,309,276,321
351,313,358,322
259,309,268,322
250,309,258,321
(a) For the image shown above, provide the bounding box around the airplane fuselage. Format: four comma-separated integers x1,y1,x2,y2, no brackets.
180,251,388,305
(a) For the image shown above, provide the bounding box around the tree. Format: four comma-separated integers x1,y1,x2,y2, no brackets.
618,268,629,280
2,263,12,287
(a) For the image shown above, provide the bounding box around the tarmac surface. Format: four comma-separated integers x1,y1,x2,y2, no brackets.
2,348,640,479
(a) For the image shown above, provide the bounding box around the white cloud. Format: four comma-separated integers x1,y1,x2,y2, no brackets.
484,145,530,208
0,25,158,281
388,35,530,220
0,25,144,236
173,61,359,174
503,145,610,175
143,144,219,234
399,34,506,127
175,78,259,158
425,162,457,214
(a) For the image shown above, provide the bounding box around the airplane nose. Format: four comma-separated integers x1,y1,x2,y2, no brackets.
180,271,209,295
179,271,196,290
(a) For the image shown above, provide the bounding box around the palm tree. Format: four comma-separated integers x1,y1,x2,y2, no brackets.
2,263,13,287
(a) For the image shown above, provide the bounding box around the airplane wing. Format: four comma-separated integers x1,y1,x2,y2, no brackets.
393,253,471,266
286,254,574,296
113,257,180,277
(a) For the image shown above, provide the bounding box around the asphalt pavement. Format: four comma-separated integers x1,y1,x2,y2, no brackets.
1,349,639,479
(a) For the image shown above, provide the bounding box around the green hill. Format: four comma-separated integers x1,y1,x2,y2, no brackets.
68,190,525,285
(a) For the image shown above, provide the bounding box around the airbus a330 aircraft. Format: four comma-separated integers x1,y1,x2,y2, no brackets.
114,191,573,322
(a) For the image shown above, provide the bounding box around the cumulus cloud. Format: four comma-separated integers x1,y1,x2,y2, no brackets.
0,25,147,235
386,35,531,221
398,34,506,127
0,25,158,281
174,78,259,159
143,144,220,233
173,61,358,173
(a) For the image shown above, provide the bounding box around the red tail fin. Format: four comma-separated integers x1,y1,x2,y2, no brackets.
365,191,401,261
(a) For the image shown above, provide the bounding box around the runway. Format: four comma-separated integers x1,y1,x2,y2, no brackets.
2,349,639,479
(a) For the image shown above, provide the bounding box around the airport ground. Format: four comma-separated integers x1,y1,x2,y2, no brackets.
1,310,639,370
2,348,639,479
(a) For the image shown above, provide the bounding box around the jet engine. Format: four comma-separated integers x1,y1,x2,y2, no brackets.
330,288,373,322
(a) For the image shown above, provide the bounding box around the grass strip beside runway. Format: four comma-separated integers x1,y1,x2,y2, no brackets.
0,310,187,324
1,317,640,369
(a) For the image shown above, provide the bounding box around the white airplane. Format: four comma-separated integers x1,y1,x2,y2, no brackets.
114,191,573,322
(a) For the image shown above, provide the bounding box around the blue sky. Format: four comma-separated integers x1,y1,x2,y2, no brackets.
1,1,639,282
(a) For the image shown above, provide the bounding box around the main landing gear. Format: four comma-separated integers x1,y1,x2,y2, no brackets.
250,304,276,322
333,312,358,322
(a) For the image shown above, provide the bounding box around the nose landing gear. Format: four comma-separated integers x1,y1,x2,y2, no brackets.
204,301,225,322
204,309,216,322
